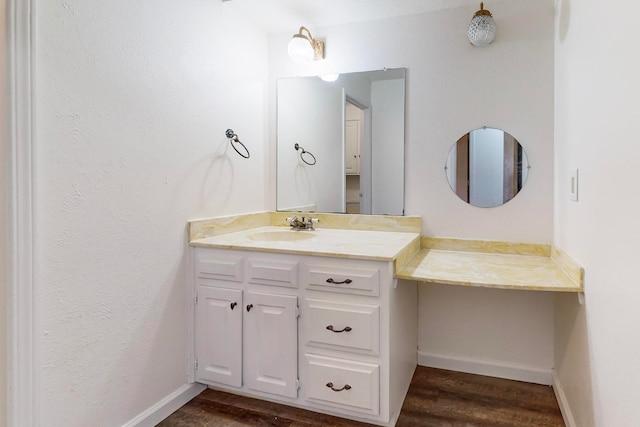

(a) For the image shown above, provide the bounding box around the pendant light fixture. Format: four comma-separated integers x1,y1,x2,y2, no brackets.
467,3,496,47
287,26,324,64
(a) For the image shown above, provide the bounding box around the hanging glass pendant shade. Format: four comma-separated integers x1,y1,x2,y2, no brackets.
467,3,496,47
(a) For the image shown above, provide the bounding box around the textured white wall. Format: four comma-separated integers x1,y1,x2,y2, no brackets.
554,0,640,425
269,0,555,380
1,0,7,422
34,1,267,425
268,1,554,242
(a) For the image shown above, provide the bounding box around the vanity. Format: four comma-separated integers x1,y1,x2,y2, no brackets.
188,213,421,426
187,67,584,426
187,212,583,426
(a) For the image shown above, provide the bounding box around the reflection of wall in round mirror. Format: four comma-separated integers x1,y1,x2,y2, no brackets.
444,127,530,208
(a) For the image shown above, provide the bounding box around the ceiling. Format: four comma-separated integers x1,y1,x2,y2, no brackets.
222,0,484,34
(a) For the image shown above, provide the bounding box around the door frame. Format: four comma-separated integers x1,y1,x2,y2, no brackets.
6,0,38,425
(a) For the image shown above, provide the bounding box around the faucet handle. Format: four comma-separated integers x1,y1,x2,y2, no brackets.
285,216,298,224
305,216,319,229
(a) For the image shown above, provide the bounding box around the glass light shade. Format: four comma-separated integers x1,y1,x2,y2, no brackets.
468,6,496,47
287,36,314,64
319,73,339,82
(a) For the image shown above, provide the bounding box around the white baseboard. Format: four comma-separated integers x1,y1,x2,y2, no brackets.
553,372,577,427
418,351,553,385
122,382,207,427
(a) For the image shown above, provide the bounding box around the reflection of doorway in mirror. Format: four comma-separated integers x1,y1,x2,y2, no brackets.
470,129,528,207
447,128,529,208
469,128,504,208
345,101,365,214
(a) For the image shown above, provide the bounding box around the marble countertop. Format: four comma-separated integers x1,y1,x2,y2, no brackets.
188,212,583,293
190,225,421,266
396,248,583,292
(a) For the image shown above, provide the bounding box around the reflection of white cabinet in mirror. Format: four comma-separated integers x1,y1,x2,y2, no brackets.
345,101,363,214
277,69,405,215
345,102,362,175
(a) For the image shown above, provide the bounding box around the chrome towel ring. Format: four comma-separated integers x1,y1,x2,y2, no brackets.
225,129,250,159
294,143,316,165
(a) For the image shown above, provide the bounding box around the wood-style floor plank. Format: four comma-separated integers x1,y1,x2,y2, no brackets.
158,367,565,427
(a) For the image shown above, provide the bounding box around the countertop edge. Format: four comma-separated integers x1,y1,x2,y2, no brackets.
395,273,583,292
396,248,584,293
189,227,421,264
189,239,408,263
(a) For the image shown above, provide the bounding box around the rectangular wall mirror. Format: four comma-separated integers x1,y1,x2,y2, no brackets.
276,68,405,215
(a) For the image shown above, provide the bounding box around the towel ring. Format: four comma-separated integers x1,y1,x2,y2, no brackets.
225,129,250,159
294,143,316,166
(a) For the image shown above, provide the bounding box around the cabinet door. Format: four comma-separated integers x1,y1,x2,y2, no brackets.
244,292,298,398
345,120,360,175
195,285,243,387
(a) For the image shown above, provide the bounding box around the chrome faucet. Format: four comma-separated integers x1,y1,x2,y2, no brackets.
286,216,319,230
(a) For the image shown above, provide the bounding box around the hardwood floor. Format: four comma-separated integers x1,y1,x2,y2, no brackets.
158,367,565,427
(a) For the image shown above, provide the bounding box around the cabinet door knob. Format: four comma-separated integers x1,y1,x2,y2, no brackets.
326,278,353,285
326,325,352,333
246,304,253,312
326,382,351,392
230,302,237,310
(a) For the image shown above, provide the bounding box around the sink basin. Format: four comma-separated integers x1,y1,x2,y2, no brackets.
248,230,315,242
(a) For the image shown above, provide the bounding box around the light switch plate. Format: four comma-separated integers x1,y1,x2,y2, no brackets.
570,169,579,201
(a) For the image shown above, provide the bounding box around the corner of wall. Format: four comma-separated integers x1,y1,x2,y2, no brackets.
553,371,577,427
122,383,206,427
552,292,595,427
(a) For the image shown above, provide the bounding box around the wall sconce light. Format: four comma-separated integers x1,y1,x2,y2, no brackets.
467,3,496,47
287,26,324,64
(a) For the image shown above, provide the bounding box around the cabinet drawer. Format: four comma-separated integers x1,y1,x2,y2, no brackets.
304,299,379,355
247,258,299,288
304,354,380,415
195,251,243,282
304,264,380,296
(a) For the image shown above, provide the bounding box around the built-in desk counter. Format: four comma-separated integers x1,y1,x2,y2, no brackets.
396,238,583,293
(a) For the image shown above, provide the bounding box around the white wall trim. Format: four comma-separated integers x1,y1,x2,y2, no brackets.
186,246,195,383
7,0,37,425
553,372,577,427
418,351,553,386
121,383,206,427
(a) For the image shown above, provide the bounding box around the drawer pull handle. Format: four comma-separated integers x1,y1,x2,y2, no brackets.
326,382,351,392
326,278,353,285
326,325,352,333
246,304,253,312
230,302,237,310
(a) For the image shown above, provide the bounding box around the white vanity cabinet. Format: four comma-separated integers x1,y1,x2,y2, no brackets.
191,246,417,427
298,258,417,426
194,249,299,399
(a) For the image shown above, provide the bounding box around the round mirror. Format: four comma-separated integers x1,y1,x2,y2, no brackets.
445,127,529,208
